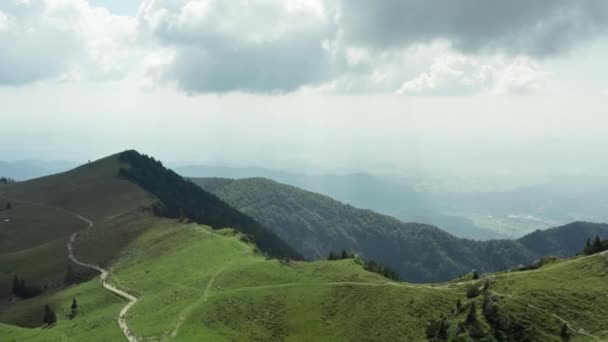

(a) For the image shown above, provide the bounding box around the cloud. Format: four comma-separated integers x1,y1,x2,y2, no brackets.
0,0,604,95
337,0,608,57
0,0,137,86
395,55,549,95
138,0,338,93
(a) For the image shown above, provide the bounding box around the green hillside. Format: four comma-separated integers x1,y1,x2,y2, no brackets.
1,151,607,341
2,207,607,341
192,177,608,282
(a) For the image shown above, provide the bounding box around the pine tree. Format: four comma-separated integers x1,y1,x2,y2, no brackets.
456,298,462,314
483,279,490,292
584,238,591,254
438,317,449,339
5,202,11,210
12,275,20,297
341,250,348,259
65,265,75,285
561,323,570,341
70,297,78,319
472,271,479,280
466,302,478,325
43,304,57,325
328,251,336,260
592,236,602,254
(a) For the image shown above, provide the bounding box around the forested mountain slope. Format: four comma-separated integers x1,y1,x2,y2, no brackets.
193,177,608,282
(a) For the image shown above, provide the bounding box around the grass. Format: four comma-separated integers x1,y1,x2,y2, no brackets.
0,278,125,341
428,252,608,341
0,202,83,297
110,218,461,341
2,153,607,341
2,208,608,341
0,153,155,295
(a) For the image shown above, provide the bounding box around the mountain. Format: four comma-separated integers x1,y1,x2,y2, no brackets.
118,151,300,260
192,177,608,282
177,165,503,240
2,151,608,341
0,151,298,297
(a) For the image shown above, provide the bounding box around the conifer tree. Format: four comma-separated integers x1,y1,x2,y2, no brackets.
70,297,78,319
65,265,75,285
592,236,602,253
12,275,20,297
561,323,570,341
341,250,348,259
43,305,57,325
466,302,478,325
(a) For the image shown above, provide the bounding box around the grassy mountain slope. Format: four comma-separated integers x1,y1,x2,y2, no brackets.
2,212,607,341
434,251,608,341
0,151,298,298
0,217,461,341
1,152,607,341
0,155,154,297
192,177,608,282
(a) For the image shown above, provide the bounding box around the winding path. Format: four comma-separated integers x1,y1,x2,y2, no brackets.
67,215,139,342
0,194,139,342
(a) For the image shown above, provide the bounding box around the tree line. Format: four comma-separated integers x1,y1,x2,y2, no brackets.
118,150,302,261
12,275,41,299
583,236,608,255
326,250,400,281
0,177,15,184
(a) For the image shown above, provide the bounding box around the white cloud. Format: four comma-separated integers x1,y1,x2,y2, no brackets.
396,54,548,95
0,11,8,31
0,0,599,97
0,0,138,85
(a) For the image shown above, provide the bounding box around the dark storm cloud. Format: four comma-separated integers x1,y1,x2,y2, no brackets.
338,0,608,56
165,34,334,94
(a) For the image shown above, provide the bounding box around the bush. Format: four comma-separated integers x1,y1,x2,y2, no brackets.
466,284,481,298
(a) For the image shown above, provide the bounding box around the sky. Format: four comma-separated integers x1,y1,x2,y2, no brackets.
1,0,607,190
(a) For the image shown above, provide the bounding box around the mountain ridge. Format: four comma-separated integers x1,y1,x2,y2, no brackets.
192,176,608,282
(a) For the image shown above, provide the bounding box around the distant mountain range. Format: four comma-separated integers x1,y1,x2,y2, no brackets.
178,165,503,240
3,151,608,341
192,177,608,282
0,160,78,181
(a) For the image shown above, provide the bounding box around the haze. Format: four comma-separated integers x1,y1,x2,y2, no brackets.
1,0,608,192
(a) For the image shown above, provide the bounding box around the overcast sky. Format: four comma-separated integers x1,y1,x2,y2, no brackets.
1,0,607,189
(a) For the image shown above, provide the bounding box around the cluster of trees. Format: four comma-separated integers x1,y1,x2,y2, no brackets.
41,297,78,327
325,249,399,281
327,250,354,260
12,275,41,299
583,236,608,255
43,304,57,326
362,259,400,281
0,177,15,184
118,151,301,260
